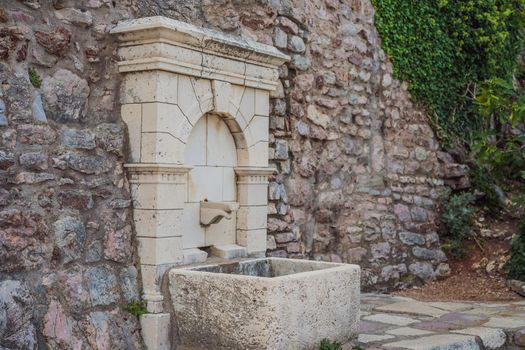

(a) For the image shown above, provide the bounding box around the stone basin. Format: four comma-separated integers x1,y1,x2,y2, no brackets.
169,257,360,350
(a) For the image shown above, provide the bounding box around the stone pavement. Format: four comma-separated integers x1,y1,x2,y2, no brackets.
344,294,525,349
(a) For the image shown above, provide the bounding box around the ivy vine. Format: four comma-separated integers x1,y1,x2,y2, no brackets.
372,0,525,145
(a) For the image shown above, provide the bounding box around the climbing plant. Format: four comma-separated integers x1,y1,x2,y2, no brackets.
372,0,525,145
373,0,525,271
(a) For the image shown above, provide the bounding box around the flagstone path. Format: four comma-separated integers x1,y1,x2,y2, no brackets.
344,294,525,349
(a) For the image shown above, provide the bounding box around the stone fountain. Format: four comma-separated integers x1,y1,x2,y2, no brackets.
112,16,360,350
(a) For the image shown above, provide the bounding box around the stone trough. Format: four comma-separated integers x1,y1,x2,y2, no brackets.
169,258,360,350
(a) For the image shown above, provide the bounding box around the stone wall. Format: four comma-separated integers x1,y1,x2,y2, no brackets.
0,1,143,348
138,0,461,292
0,0,468,348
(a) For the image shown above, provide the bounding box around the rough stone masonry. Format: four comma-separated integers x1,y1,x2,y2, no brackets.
0,0,467,348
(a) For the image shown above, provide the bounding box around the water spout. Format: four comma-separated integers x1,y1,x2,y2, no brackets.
200,201,239,226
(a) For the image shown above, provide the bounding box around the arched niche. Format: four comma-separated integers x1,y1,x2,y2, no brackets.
183,113,238,251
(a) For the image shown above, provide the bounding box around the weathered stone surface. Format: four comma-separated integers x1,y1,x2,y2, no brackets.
0,71,33,122
0,98,7,125
42,69,90,122
170,258,360,349
120,266,139,302
58,190,94,210
382,334,480,350
307,104,331,128
19,151,47,170
85,266,118,306
358,333,395,344
381,264,407,281
55,8,93,27
0,280,36,349
59,151,111,174
285,177,312,206
0,209,51,272
288,35,305,53
17,124,57,144
363,313,419,326
415,312,489,331
452,327,506,349
412,246,446,261
61,128,96,149
376,301,447,317
385,327,434,337
0,149,15,170
53,216,86,263
32,91,47,122
43,299,75,347
359,320,389,333
409,262,434,280
95,123,124,156
35,26,71,56
399,231,426,246
483,317,525,329
104,225,132,262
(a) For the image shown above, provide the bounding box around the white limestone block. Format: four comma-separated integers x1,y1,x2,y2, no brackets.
254,89,270,117
205,215,236,246
133,209,184,238
140,313,171,350
142,103,192,143
237,228,267,254
140,132,185,164
138,236,183,265
187,166,223,202
182,202,205,248
121,71,178,104
184,116,207,166
237,205,268,230
182,248,208,265
131,182,186,210
177,75,203,126
121,104,142,162
210,244,247,259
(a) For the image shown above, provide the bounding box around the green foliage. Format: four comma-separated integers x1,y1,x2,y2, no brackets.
507,215,525,281
319,339,342,350
472,78,525,187
28,67,41,88
470,171,504,215
441,192,476,257
372,0,525,145
125,296,147,317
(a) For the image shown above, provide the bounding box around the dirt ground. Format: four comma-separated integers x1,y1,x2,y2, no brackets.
394,215,525,302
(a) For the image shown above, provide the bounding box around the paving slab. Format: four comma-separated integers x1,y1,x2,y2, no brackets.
483,317,525,329
428,301,474,312
382,334,480,350
360,320,391,333
375,301,448,317
414,312,489,331
452,327,506,349
363,313,419,326
385,327,435,337
350,294,525,349
464,306,512,316
358,334,396,344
